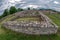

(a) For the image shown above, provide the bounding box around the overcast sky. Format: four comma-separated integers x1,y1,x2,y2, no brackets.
0,0,60,15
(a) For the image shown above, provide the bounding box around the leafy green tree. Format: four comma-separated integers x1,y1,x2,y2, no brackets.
17,8,23,12
27,7,30,10
2,9,9,17
9,6,17,14
0,16,2,19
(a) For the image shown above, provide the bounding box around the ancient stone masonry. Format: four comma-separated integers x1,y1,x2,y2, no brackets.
2,10,58,35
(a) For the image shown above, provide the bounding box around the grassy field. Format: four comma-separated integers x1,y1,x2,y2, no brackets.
0,13,60,40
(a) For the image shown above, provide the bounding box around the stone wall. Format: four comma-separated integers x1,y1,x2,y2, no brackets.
2,10,58,35
2,21,57,35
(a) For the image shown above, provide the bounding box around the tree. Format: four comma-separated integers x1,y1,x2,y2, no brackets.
2,9,9,17
0,16,2,19
9,6,17,14
27,7,30,10
17,8,23,12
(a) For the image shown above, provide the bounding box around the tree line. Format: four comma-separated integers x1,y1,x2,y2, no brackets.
0,6,60,19
0,6,25,19
0,6,32,19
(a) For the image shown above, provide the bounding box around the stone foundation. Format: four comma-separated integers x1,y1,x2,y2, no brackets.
2,10,58,35
2,21,57,35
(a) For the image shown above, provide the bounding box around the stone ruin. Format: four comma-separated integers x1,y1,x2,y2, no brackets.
2,10,58,35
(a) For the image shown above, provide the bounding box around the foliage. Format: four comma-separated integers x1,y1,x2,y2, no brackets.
17,8,23,12
0,16,1,18
2,9,9,17
9,6,17,14
27,7,30,10
0,6,25,19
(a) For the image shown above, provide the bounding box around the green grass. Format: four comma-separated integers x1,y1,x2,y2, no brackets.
45,13,60,29
0,13,60,40
15,17,40,21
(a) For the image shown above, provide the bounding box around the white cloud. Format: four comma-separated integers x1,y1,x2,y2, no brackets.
15,0,22,2
28,5,38,8
54,7,60,11
54,1,59,4
39,0,53,4
9,0,22,3
9,0,15,3
0,0,60,15
22,5,39,8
